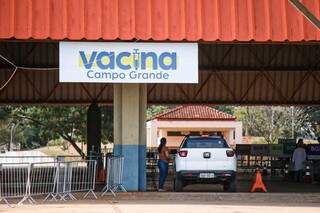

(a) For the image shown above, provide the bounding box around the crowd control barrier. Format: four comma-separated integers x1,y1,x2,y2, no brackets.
0,160,97,206
102,156,126,197
29,162,58,201
59,160,97,200
0,163,34,206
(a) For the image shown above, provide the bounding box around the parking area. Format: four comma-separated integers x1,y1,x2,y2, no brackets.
148,170,320,193
164,180,320,193
146,145,320,193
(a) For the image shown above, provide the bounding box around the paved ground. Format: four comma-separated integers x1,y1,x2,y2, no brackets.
153,179,320,193
2,177,320,212
1,202,320,213
147,170,320,192
1,192,320,213
183,180,320,193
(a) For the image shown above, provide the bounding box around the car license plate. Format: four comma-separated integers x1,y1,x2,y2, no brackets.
199,173,215,178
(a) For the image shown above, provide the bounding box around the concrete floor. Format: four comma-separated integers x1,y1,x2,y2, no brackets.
2,175,320,212
1,203,320,213
149,176,320,193
1,192,320,213
182,180,320,193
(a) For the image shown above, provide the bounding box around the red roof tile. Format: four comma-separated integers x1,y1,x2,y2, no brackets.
153,105,236,121
0,0,319,41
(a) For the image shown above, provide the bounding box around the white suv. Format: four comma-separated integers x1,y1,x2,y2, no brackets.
174,135,237,192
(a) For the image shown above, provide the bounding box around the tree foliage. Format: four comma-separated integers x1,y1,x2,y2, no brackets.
213,106,235,115
0,104,319,153
302,106,320,137
0,106,114,155
146,105,170,120
234,106,319,143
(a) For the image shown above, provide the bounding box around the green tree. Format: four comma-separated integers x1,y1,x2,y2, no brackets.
301,106,320,137
12,106,87,156
146,105,170,120
213,106,235,115
0,106,28,149
0,105,114,156
234,106,313,144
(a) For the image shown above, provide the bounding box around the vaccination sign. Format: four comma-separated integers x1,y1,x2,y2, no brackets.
59,42,198,83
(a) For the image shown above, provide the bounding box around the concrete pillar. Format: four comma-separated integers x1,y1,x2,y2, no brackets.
149,121,158,148
113,84,147,191
228,130,235,146
159,129,165,139
87,102,102,167
235,122,243,144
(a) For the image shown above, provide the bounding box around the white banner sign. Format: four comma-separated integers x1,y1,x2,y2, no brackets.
59,42,198,83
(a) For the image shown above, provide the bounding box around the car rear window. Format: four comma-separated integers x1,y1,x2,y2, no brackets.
182,137,229,148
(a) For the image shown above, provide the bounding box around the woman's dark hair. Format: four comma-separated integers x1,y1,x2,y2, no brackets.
158,137,167,153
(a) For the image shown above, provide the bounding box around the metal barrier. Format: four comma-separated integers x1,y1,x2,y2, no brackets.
60,160,97,200
29,162,59,201
0,160,97,206
0,163,34,206
0,155,83,164
56,162,74,201
102,156,126,197
0,156,56,164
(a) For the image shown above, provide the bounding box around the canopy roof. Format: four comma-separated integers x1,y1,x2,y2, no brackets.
0,1,320,105
0,0,319,42
0,42,320,105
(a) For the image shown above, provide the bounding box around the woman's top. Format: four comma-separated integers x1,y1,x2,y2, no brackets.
159,147,170,162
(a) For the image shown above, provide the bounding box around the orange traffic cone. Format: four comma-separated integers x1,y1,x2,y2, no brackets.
250,170,267,192
96,168,106,183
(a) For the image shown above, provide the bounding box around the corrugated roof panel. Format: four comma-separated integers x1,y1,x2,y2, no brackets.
85,0,102,40
32,0,50,39
1,42,320,105
0,0,320,41
101,0,119,40
2,40,320,72
1,69,320,105
135,0,151,40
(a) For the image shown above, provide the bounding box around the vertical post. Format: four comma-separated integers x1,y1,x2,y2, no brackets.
235,122,242,144
113,84,147,191
139,84,147,191
228,130,234,146
291,106,295,139
113,84,122,157
87,102,102,165
149,121,158,148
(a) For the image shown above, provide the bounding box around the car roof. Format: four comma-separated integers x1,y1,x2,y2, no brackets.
186,135,223,139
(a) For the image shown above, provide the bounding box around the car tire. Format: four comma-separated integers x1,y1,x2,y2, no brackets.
223,178,237,192
174,175,184,192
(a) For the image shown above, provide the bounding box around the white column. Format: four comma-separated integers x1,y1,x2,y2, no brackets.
235,122,243,144
113,84,147,191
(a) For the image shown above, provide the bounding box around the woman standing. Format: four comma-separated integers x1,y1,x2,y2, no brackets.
157,137,170,191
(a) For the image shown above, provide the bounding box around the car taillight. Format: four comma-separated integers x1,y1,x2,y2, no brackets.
179,150,188,157
226,150,235,157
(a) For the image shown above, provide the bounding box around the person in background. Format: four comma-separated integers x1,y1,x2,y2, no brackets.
157,137,170,191
292,139,307,182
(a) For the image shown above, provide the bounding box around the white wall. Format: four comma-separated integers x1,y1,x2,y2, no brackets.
146,120,242,148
